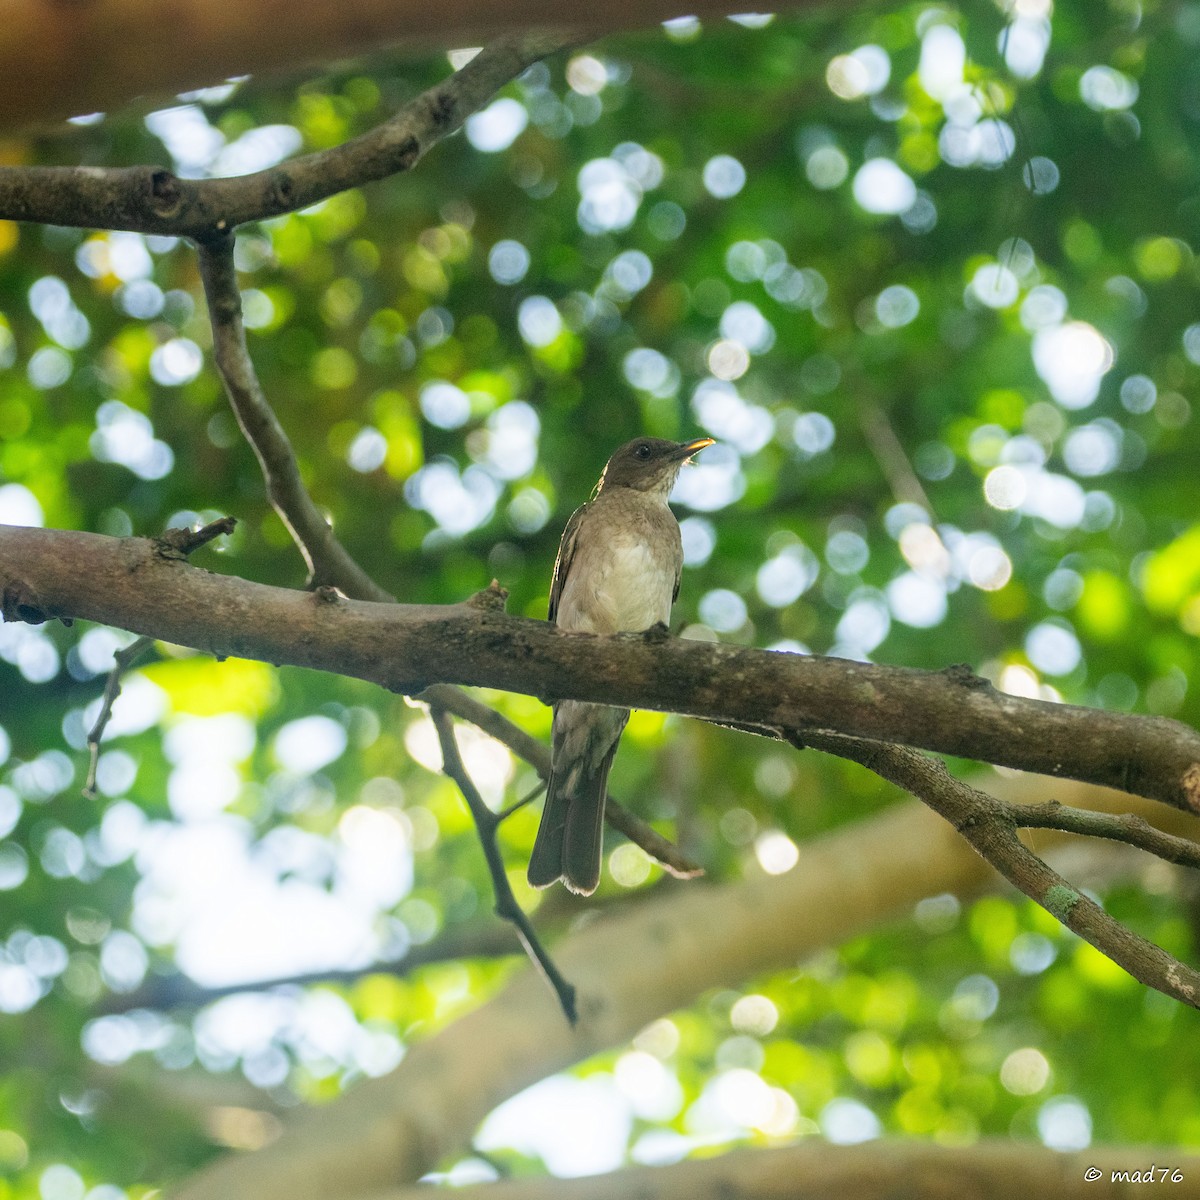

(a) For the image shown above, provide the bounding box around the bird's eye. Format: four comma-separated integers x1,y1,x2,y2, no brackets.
635,443,652,460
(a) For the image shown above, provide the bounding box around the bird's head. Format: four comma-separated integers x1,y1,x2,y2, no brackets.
597,436,716,496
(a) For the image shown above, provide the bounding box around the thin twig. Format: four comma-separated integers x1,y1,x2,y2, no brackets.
431,708,578,1023
792,729,1200,1009
1012,801,1200,870
604,800,705,880
94,921,523,1015
857,401,933,513
196,238,581,995
194,194,687,1002
83,636,154,798
500,781,548,821
420,684,545,762
84,516,239,797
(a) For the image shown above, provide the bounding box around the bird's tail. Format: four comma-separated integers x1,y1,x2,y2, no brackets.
527,701,628,895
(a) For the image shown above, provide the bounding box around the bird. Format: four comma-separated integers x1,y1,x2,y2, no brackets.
527,435,715,895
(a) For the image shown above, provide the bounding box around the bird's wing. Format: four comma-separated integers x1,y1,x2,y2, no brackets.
548,502,589,625
672,519,684,604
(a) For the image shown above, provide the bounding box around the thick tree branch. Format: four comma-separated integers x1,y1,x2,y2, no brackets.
368,1141,1200,1200
169,802,996,1200
0,0,840,135
169,778,1193,1200
5,524,1200,818
0,33,569,236
797,731,1200,1009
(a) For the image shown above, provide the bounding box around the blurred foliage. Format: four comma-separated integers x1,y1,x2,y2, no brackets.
1,0,1200,1191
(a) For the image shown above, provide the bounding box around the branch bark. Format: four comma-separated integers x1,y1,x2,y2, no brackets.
4,523,1200,818
169,777,1198,1200
84,516,236,795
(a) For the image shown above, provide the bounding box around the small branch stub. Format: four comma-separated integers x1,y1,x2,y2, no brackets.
940,662,991,690
468,580,509,611
155,516,238,560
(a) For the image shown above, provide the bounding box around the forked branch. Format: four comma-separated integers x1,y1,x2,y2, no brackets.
794,730,1200,1009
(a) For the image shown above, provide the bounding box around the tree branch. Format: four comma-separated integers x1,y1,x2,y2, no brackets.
193,226,590,997
0,32,570,236
92,922,522,1015
796,731,1200,1009
858,400,933,513
156,515,239,557
196,236,393,598
0,0,850,135
368,1140,1200,1200
430,707,577,1022
5,524,1200,818
83,635,153,798
169,801,993,1200
1013,800,1200,870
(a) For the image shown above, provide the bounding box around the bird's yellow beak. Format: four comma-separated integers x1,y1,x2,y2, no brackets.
678,437,715,462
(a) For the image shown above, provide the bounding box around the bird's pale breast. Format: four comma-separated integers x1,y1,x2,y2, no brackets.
556,495,682,635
